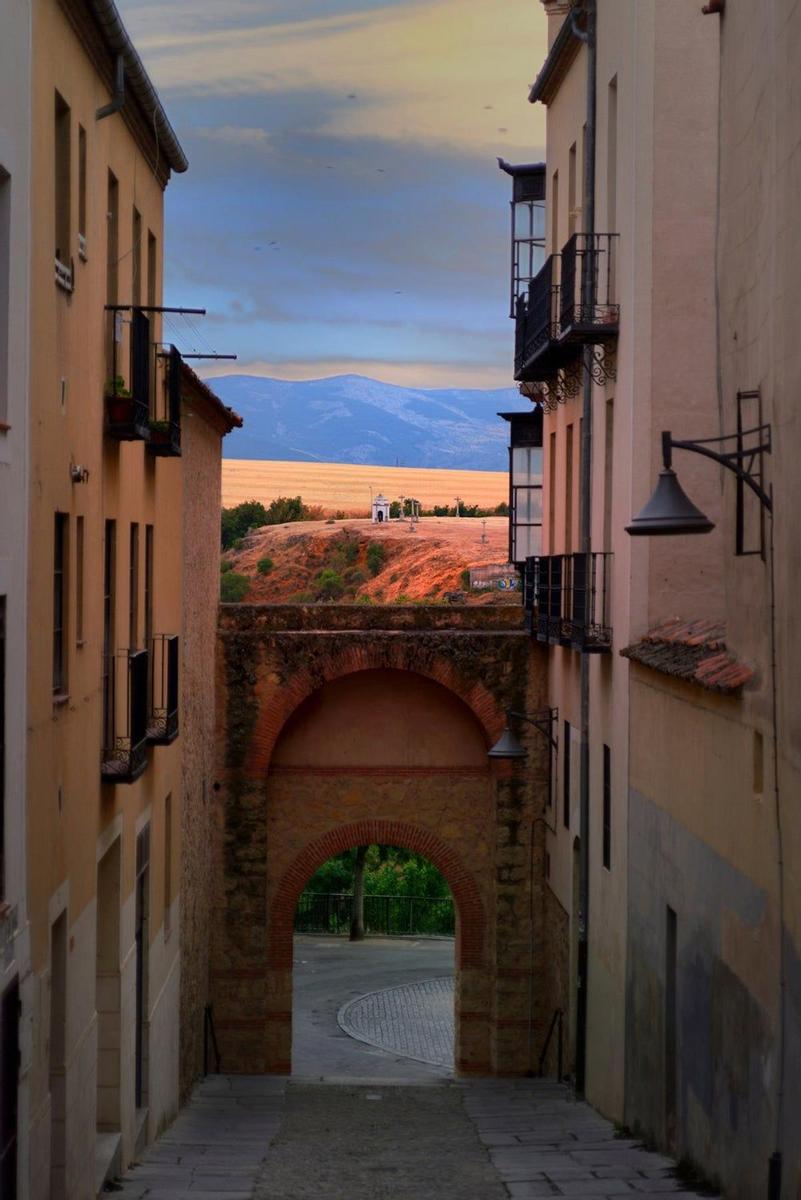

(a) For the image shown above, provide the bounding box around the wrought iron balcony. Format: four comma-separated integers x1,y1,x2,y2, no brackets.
147,634,179,744
105,307,151,441
147,346,182,458
558,233,619,344
524,553,612,653
101,648,150,783
514,255,580,384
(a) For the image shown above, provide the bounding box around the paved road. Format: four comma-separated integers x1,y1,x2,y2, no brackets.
109,940,718,1198
292,933,454,1080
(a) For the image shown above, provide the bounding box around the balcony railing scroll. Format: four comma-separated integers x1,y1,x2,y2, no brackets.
101,648,150,783
524,553,612,653
558,233,619,343
147,634,179,744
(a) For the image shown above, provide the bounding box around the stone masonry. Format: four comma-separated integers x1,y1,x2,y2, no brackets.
213,603,563,1078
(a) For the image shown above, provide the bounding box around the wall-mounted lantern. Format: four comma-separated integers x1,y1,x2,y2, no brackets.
500,407,543,567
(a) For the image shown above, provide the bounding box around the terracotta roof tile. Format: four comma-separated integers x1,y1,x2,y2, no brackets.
621,618,754,694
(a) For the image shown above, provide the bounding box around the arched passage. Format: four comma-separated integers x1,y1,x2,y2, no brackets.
271,821,484,1074
261,669,494,1075
212,612,554,1080
269,820,484,970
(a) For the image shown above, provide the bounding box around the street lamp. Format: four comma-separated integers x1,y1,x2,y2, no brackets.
626,427,772,536
488,708,558,758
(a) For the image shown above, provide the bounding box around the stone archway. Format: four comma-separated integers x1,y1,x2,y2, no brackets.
268,819,486,1074
211,605,557,1079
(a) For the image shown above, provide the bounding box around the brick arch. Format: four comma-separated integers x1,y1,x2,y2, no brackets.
245,647,506,777
268,819,485,972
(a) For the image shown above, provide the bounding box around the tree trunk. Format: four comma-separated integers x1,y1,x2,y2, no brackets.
349,845,369,941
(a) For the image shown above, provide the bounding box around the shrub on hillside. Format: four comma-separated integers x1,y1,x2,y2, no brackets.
220,559,234,574
220,571,250,602
314,568,345,600
256,557,274,575
366,542,386,576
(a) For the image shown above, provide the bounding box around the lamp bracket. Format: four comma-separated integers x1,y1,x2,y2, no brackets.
506,707,559,751
662,425,773,513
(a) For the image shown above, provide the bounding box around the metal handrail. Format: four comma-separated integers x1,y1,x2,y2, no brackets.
538,1006,564,1078
203,1003,221,1075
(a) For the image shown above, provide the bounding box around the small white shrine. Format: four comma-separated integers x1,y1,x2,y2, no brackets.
371,493,391,523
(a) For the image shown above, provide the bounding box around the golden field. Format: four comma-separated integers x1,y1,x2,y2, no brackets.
221,458,509,512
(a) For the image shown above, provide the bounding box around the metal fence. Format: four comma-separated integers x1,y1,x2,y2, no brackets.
295,892,455,937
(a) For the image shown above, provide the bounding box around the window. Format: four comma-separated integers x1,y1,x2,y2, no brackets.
563,721,571,829
53,514,68,695
144,525,153,652
0,167,9,427
54,93,71,268
568,142,577,238
102,520,116,747
602,744,611,869
565,424,574,554
78,125,87,257
76,515,84,645
0,597,5,897
753,730,764,796
603,400,614,550
147,231,157,309
548,431,556,553
163,793,172,936
607,77,618,230
132,208,142,307
106,172,118,306
510,445,543,562
129,523,139,649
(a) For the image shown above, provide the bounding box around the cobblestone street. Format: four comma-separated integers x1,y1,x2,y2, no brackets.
108,940,719,1199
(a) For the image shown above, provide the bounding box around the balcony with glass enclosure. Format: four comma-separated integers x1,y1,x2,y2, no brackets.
500,408,543,567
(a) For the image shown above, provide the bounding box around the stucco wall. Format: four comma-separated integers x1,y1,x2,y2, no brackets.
0,0,32,1194
179,398,226,1098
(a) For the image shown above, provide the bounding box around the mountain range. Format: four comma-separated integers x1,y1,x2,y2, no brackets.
210,374,529,472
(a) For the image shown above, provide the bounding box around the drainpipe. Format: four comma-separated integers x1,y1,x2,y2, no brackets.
96,54,125,121
573,0,596,1100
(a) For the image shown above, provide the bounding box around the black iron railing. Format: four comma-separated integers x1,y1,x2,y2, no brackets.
147,345,182,457
524,553,612,653
558,233,619,342
105,308,151,440
147,634,179,744
514,256,559,378
101,648,149,782
295,893,455,937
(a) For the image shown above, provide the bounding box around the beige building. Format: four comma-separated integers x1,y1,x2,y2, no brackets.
507,2,799,1196
23,0,208,1194
178,364,240,1098
1,0,33,1194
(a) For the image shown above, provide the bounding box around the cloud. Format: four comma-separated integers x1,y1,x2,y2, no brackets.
194,124,272,148
197,356,518,391
122,0,546,157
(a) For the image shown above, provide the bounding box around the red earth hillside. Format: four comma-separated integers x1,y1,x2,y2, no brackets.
225,516,521,605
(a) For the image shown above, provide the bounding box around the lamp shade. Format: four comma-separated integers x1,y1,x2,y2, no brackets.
626,468,715,537
487,726,528,760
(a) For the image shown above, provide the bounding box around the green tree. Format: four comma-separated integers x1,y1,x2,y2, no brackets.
221,500,269,549
220,572,250,602
366,542,386,576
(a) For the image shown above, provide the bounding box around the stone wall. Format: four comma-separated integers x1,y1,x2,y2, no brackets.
213,603,562,1077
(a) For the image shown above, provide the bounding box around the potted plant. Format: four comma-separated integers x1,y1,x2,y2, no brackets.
147,416,179,456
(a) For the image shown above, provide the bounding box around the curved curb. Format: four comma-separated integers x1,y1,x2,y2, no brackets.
337,976,455,1069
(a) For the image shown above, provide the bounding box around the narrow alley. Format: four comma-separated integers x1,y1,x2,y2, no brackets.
109,940,713,1200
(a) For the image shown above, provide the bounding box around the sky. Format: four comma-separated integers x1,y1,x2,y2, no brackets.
118,0,547,388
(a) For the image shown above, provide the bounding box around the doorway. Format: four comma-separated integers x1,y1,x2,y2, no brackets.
96,839,122,1134
49,911,67,1199
134,826,150,1112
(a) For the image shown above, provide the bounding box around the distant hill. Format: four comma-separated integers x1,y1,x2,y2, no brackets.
210,374,528,472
